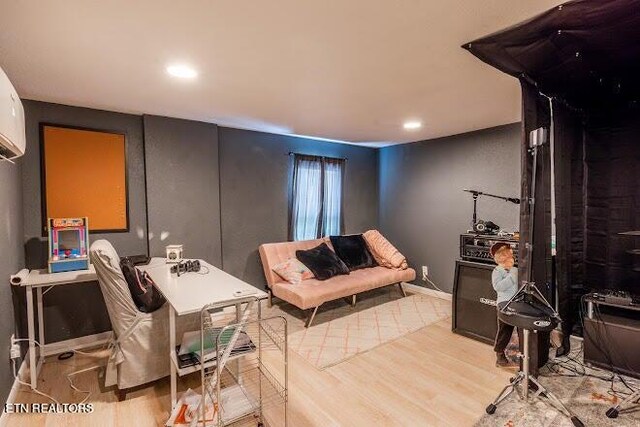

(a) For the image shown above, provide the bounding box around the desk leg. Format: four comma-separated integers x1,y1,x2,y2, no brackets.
169,305,177,408
235,303,241,322
26,285,36,390
37,287,45,368
234,303,242,385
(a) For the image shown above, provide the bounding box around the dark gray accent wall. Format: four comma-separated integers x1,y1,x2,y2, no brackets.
0,160,23,405
379,123,521,293
15,99,518,349
219,127,379,287
143,115,222,266
19,100,148,342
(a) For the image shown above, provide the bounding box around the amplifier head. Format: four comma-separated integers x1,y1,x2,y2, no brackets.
460,234,519,265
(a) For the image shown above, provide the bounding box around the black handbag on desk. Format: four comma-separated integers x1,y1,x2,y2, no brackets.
120,258,165,313
120,254,151,266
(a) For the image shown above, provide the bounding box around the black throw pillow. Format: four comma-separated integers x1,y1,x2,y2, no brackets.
296,243,350,281
330,234,377,271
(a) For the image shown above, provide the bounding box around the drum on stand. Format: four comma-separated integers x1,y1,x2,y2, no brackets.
498,298,558,332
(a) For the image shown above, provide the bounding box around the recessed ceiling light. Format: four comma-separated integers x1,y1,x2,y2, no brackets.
166,64,198,79
403,120,422,130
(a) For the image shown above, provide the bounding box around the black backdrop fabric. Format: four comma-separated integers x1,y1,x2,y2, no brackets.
583,109,640,291
552,99,585,332
465,0,640,335
463,0,640,112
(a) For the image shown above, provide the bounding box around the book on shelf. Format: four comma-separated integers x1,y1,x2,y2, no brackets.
175,347,199,369
176,328,255,369
194,329,254,363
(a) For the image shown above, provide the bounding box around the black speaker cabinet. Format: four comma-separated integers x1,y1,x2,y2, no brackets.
584,314,640,379
452,260,550,374
452,260,498,345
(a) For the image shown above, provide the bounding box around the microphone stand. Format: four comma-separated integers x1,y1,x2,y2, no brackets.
501,133,554,317
463,189,520,230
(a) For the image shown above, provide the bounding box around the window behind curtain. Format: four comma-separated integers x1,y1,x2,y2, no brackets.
289,154,345,241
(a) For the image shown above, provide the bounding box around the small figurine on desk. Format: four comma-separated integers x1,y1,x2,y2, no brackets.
47,217,90,273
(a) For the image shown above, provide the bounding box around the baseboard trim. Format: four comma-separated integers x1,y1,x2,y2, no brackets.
1,357,27,426
403,282,452,301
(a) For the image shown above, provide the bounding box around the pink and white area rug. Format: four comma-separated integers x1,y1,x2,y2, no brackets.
288,293,451,370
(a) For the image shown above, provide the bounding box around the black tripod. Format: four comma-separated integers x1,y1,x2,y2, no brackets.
486,282,582,426
484,128,584,427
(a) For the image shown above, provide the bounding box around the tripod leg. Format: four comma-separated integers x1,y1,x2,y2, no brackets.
523,328,530,400
528,376,584,427
530,283,555,311
606,389,640,419
486,373,524,414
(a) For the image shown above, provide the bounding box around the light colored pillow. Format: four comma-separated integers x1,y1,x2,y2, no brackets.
272,258,315,284
363,230,408,270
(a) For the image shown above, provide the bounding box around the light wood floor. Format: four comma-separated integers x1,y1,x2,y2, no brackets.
3,292,512,426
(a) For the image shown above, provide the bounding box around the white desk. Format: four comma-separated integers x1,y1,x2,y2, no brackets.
139,258,267,407
19,265,112,389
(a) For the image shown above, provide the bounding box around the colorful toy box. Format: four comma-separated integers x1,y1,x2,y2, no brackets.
48,217,90,273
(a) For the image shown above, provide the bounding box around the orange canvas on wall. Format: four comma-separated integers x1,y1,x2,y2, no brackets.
42,125,128,232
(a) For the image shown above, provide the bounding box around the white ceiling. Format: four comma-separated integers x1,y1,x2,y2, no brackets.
0,0,562,146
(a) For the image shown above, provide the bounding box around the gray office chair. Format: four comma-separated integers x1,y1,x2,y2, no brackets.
90,239,198,400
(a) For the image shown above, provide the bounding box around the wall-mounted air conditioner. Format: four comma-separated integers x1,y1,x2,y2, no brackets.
0,66,25,161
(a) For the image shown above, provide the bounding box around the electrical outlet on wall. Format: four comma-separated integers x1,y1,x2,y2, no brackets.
422,266,429,281
9,334,20,360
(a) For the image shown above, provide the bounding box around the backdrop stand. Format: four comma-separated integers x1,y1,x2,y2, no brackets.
485,128,583,427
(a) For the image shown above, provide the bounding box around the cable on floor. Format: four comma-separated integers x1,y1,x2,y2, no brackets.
12,357,60,406
66,365,102,405
424,274,445,293
11,337,110,406
539,300,640,404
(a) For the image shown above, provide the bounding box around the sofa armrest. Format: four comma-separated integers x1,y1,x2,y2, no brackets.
258,244,278,289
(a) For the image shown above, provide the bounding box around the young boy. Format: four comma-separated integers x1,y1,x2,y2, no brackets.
490,242,519,367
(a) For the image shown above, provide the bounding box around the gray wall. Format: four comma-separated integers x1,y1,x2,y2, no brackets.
16,102,380,349
379,123,521,292
20,100,148,342
0,159,23,405
219,127,379,287
15,100,518,353
143,115,222,266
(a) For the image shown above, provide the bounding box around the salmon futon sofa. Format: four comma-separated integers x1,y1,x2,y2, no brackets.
258,237,416,327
